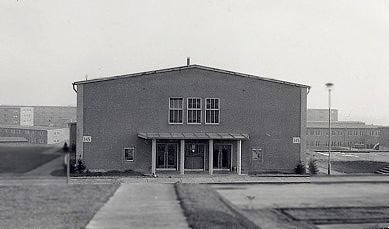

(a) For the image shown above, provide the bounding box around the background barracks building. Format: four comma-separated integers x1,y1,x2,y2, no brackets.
73,65,309,175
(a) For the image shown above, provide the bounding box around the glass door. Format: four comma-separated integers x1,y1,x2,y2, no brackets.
184,143,205,170
213,145,232,170
157,143,177,169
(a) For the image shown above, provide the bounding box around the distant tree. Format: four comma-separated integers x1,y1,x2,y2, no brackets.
62,142,69,153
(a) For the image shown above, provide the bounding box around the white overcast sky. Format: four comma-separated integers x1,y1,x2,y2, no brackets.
0,0,388,125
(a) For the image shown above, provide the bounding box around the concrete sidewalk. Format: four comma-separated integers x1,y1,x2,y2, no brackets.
24,156,63,176
86,183,189,229
24,146,62,177
120,174,311,184
118,174,389,184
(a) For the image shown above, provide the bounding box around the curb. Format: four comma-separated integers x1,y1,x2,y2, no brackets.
216,191,261,229
205,181,311,185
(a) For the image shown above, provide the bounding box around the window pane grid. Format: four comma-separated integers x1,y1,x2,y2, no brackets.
169,98,183,123
205,98,220,124
187,98,201,124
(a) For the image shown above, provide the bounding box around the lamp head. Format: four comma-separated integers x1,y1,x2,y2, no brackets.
325,82,334,89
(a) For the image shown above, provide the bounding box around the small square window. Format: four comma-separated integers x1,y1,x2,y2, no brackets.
124,148,135,161
252,148,263,162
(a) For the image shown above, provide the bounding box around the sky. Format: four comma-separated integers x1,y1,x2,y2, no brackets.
0,0,388,125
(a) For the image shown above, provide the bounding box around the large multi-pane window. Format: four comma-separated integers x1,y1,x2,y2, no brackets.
205,98,220,124
169,98,183,124
187,98,201,124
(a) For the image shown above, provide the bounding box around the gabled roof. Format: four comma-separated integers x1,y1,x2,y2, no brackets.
73,64,310,88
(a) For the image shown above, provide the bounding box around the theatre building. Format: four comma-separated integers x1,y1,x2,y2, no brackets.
73,64,309,175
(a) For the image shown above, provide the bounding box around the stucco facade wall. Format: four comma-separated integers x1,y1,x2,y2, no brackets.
77,68,307,174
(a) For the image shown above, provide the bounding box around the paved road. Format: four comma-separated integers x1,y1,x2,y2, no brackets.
86,183,189,229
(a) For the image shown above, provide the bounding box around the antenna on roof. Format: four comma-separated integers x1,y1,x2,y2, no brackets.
85,74,88,81
187,57,190,66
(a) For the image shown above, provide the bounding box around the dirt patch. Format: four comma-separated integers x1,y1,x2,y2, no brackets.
175,183,254,229
0,183,119,228
331,161,389,173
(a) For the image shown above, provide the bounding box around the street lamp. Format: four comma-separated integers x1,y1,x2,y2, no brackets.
326,82,334,175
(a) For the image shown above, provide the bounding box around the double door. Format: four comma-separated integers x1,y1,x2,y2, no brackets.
213,144,232,170
185,143,205,170
157,143,177,169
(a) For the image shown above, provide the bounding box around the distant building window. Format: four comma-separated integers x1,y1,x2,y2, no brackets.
310,130,314,135
169,98,183,124
205,98,220,124
187,98,201,124
124,148,135,161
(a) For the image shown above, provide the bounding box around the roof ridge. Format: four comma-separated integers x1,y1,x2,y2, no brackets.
73,64,310,88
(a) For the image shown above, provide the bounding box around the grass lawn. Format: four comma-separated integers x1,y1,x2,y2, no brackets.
0,184,119,228
175,183,253,229
331,161,389,173
0,145,60,173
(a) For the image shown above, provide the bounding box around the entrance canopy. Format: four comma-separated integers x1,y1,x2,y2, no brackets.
137,132,249,140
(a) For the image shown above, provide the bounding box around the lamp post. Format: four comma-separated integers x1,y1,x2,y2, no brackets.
326,82,334,175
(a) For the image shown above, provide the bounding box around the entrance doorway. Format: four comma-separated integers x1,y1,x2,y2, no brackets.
156,143,177,169
185,143,205,170
213,144,232,170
